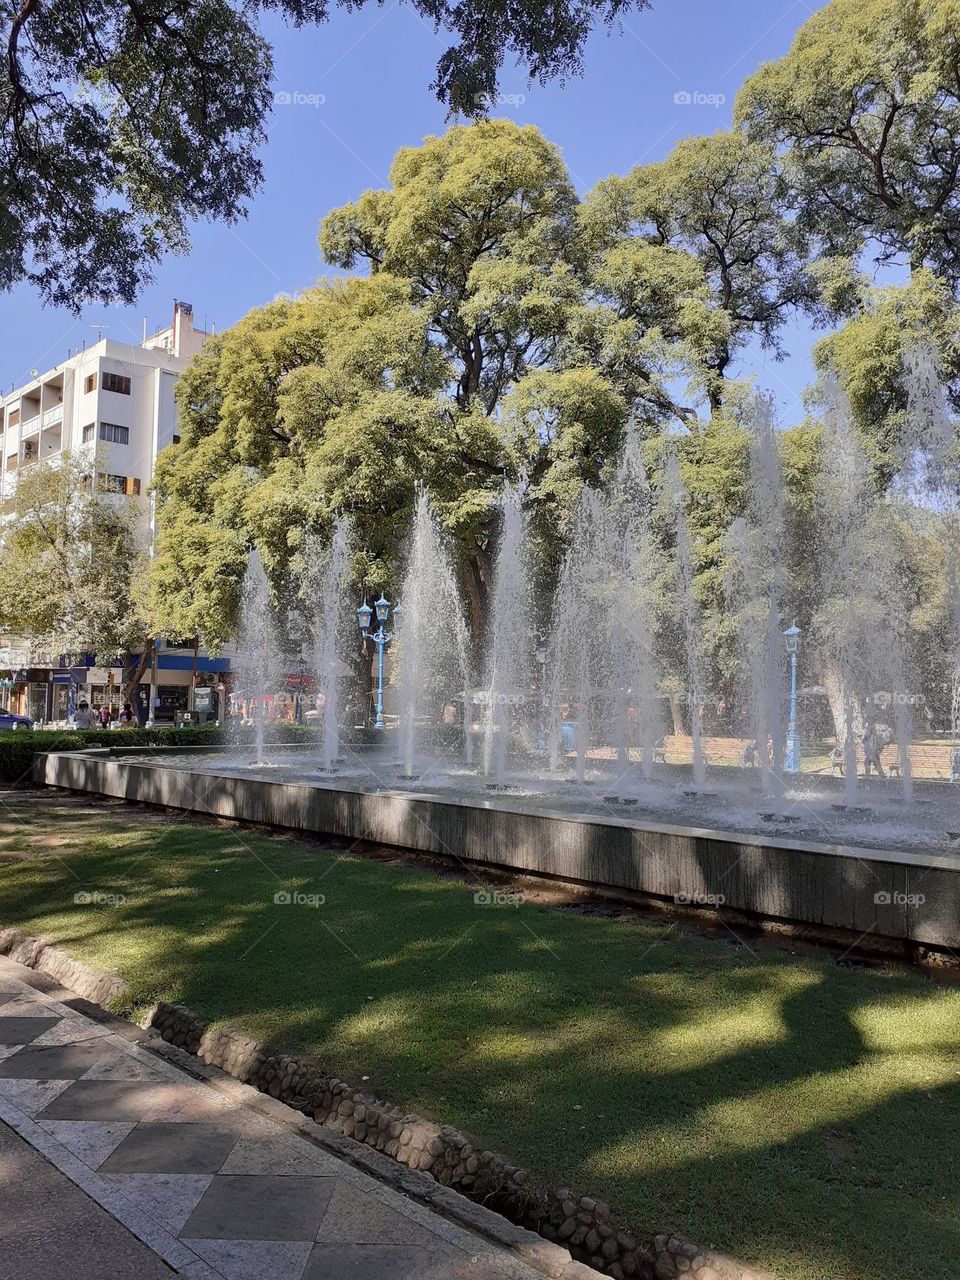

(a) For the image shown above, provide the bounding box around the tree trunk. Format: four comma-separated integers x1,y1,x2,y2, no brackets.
821,658,863,746
668,693,686,736
462,553,488,652
122,637,154,714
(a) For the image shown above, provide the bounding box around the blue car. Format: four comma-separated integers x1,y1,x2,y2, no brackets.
0,710,33,731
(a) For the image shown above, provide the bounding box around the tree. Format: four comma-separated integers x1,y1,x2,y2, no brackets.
736,0,960,287
810,269,960,484
153,121,720,646
150,274,455,647
580,131,812,410
1,0,648,307
0,451,153,703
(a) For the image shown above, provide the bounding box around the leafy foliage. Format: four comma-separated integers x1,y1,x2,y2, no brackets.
736,0,960,285
0,0,649,304
0,450,150,662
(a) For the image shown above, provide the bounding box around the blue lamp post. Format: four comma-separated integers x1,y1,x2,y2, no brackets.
357,594,400,730
783,622,801,773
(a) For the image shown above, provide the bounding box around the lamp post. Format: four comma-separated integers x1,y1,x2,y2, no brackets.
357,594,400,730
783,621,801,773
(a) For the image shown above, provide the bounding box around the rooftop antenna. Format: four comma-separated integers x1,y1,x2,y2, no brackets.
90,323,108,343
142,317,147,343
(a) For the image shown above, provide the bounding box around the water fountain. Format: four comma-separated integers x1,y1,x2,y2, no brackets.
233,549,280,766
547,426,662,801
482,483,532,790
816,380,914,811
45,377,960,958
305,517,352,774
663,452,709,792
725,395,790,816
396,489,473,781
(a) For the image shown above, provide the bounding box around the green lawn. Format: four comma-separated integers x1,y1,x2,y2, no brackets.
0,790,957,1280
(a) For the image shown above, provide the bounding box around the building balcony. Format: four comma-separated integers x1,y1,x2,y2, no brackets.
20,413,41,437
42,404,63,428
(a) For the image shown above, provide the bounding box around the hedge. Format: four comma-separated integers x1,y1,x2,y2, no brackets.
0,722,376,785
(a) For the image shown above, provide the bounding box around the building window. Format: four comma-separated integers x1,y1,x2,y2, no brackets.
101,373,131,395
81,423,95,443
99,422,129,444
96,473,140,496
83,374,97,394
8,409,19,428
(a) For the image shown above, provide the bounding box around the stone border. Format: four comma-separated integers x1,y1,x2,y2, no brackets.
0,921,773,1280
0,925,127,1006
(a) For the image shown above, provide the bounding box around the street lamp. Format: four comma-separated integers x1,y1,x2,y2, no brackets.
357,595,399,730
783,621,801,773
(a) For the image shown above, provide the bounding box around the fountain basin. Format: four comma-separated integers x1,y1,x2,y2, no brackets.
32,749,960,958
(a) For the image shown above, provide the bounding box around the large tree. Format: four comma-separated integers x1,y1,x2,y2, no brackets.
579,131,812,411
153,120,720,644
735,0,960,287
1,0,647,307
0,450,154,702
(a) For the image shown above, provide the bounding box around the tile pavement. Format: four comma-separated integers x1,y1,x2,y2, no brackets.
0,956,569,1280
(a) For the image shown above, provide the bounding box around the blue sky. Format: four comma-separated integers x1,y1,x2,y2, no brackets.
0,0,824,422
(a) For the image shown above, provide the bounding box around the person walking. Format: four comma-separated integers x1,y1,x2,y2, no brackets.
862,726,885,778
97,703,112,728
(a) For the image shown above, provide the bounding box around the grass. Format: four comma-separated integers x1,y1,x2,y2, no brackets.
0,790,958,1280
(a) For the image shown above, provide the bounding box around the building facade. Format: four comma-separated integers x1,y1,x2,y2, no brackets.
0,301,233,724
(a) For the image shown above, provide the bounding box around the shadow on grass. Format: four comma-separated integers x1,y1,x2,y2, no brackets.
0,791,958,1280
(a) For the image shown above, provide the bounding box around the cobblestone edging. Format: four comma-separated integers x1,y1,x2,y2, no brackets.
0,923,772,1280
148,1001,775,1280
0,925,127,1007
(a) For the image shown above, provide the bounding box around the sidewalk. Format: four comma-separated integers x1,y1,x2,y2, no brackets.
0,955,585,1280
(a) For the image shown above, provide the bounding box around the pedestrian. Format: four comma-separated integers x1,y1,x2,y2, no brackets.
97,703,112,728
862,726,885,778
72,701,96,729
116,701,137,727
829,744,844,776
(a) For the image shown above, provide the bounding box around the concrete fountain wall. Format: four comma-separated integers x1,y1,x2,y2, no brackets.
33,749,960,955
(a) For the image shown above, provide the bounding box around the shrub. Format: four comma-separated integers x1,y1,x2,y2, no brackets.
0,721,376,784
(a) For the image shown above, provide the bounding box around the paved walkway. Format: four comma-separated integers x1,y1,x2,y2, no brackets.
0,956,567,1280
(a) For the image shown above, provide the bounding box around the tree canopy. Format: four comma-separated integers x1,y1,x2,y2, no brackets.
736,0,960,286
0,0,647,307
155,119,729,645
0,451,153,696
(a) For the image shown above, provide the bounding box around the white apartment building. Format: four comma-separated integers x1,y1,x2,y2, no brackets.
0,299,206,506
0,301,232,725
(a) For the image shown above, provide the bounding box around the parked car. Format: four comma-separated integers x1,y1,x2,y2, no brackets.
0,710,33,731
